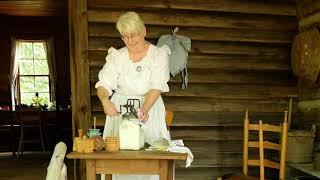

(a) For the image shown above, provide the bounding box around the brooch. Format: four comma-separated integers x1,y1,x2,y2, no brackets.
136,66,142,72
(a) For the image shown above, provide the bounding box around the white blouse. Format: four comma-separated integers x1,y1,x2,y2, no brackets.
95,44,171,96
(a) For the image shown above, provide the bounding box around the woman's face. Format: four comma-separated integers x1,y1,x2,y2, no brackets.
121,28,146,50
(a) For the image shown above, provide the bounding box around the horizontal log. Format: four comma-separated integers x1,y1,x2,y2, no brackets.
163,97,295,112
90,83,297,99
88,23,295,44
175,167,241,180
88,0,295,16
165,83,297,99
186,54,290,70
169,69,295,85
182,154,242,167
88,37,291,56
170,127,279,141
175,167,277,180
0,1,66,16
184,140,242,156
90,68,296,85
89,51,291,71
297,0,320,19
299,11,320,29
87,10,297,31
91,111,291,127
298,99,320,110
295,109,320,129
298,79,320,100
91,97,295,112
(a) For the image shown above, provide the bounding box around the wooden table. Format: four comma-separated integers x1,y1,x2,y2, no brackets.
67,150,187,180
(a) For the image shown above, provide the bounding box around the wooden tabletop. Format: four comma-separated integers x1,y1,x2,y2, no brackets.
67,150,187,160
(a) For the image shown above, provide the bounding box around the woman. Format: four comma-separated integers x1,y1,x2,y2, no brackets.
95,11,171,180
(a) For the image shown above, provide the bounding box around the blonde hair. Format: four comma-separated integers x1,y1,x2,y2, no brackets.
116,11,145,35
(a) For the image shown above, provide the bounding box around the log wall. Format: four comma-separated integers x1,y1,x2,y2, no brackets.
295,0,320,133
71,0,299,179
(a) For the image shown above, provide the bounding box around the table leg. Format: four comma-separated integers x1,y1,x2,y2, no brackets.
106,174,112,180
159,160,168,180
167,160,174,180
86,160,96,180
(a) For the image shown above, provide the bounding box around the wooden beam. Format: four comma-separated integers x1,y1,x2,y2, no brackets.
87,10,297,31
68,0,91,179
299,11,320,29
88,0,296,16
164,83,297,99
91,83,297,100
171,128,277,143
91,97,294,113
185,155,242,168
296,0,320,19
69,0,90,179
184,140,243,156
298,99,320,110
89,23,295,44
171,128,243,141
91,111,290,127
89,51,291,71
88,37,291,56
176,167,241,180
0,1,66,16
69,0,91,134
90,68,296,85
298,79,320,100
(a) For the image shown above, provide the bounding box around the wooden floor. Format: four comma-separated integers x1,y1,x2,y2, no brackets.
0,152,74,180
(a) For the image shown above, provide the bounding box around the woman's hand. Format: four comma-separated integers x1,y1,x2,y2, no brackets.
102,100,118,116
137,108,149,122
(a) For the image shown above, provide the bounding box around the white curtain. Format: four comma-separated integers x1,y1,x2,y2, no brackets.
44,38,57,102
9,38,22,110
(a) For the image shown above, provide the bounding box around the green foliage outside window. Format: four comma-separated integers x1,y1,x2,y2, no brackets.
19,41,50,106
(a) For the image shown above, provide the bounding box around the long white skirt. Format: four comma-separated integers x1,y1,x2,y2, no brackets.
101,92,170,180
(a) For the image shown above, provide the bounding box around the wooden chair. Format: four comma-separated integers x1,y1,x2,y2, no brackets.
0,85,17,158
220,110,288,180
17,108,46,158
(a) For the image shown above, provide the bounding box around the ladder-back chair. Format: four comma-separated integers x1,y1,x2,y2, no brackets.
220,110,288,180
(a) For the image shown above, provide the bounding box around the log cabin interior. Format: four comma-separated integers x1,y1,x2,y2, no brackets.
1,0,320,179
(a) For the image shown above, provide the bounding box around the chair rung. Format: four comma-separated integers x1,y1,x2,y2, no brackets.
248,124,281,132
23,140,42,143
247,159,280,169
248,141,281,150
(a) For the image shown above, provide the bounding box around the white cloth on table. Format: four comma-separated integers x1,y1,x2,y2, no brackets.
168,140,194,168
95,44,171,180
146,139,194,168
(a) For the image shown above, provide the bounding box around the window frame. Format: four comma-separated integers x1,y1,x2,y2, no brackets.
17,40,51,105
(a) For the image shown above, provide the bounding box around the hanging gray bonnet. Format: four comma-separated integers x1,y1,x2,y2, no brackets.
157,27,191,89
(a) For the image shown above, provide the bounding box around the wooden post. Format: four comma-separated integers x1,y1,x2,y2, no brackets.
259,120,264,180
68,0,91,179
288,98,293,131
280,111,288,180
242,109,249,175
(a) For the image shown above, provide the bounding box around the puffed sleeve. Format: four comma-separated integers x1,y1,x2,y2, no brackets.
95,47,119,96
149,45,171,92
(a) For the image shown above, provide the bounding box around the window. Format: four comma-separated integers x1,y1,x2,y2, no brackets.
18,41,50,106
